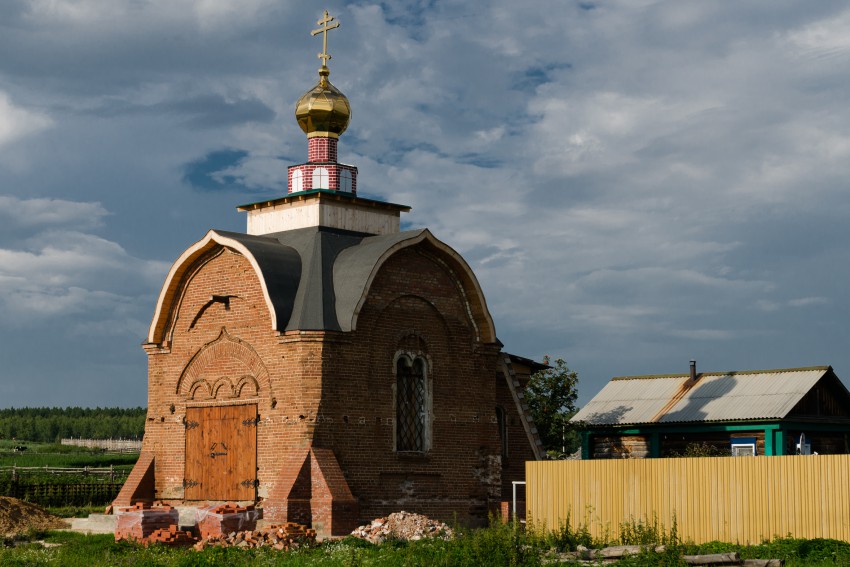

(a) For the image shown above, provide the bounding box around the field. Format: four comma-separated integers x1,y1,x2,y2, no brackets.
0,440,137,513
0,440,138,471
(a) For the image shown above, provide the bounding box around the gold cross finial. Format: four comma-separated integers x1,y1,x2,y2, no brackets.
311,10,340,69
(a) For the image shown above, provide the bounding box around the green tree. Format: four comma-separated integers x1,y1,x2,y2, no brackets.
525,357,580,459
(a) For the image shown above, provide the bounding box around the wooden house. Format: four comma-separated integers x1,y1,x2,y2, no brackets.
571,364,850,459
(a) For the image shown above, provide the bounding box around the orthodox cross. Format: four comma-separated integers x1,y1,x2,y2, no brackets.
311,10,340,67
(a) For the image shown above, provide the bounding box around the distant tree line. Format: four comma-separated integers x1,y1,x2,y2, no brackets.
0,407,146,443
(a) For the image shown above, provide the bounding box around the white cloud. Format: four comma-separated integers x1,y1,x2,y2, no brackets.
0,92,52,147
787,8,850,59
23,0,124,24
192,0,279,33
0,195,108,230
22,0,273,31
0,214,168,324
788,297,829,308
2,1,850,406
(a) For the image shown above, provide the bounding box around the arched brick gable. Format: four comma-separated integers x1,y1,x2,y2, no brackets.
334,230,497,344
148,230,301,345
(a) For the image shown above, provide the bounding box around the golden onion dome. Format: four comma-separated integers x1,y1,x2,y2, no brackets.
295,66,351,139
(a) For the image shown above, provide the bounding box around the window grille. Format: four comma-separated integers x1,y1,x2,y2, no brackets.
396,356,427,452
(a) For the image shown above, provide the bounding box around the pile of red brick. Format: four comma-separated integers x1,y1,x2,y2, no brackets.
193,522,317,551
115,503,180,542
146,524,198,546
197,503,259,539
114,502,314,550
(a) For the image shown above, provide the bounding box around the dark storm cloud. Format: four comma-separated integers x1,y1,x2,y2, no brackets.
167,95,276,129
182,149,251,192
2,1,850,408
86,95,276,129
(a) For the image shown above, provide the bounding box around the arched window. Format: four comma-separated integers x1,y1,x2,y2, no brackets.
339,169,353,193
291,169,303,193
396,355,428,452
312,167,329,189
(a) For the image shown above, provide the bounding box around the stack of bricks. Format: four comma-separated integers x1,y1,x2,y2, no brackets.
197,503,259,539
193,522,317,551
114,503,180,542
146,524,198,547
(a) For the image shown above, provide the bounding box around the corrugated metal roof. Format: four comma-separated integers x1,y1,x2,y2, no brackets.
571,366,830,425
572,375,688,425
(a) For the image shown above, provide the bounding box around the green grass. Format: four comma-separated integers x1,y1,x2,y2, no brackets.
44,504,108,518
0,525,544,567
0,442,138,470
2,524,850,567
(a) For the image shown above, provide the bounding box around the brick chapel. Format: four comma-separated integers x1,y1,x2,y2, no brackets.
114,11,542,537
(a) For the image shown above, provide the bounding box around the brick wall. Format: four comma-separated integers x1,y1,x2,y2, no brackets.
495,371,536,499
141,249,322,503
308,137,338,163
130,239,535,533
288,163,357,194
314,247,506,525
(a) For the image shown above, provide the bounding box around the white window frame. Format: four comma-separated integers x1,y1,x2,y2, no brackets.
312,167,329,189
291,169,303,193
731,443,756,457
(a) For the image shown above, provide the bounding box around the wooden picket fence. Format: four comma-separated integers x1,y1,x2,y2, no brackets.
60,438,142,453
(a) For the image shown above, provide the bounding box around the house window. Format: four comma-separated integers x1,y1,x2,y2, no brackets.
312,167,329,189
731,437,757,457
396,355,428,452
339,169,353,192
291,169,303,193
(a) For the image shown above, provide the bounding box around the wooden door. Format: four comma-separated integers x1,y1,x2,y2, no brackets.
184,404,257,501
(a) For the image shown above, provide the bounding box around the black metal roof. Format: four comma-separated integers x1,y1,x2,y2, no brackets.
214,226,427,332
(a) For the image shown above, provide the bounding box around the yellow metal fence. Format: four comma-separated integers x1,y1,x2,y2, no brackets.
526,455,850,544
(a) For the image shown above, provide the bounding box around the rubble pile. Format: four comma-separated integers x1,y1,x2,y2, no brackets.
114,503,179,542
351,511,454,543
193,522,317,551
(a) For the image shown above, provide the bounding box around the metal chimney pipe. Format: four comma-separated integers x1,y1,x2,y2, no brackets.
690,360,697,382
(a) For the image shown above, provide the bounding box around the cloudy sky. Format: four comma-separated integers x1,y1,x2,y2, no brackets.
1,1,850,408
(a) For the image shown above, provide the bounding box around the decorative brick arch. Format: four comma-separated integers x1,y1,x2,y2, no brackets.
176,329,272,403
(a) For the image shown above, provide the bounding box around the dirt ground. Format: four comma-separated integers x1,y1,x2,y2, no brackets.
0,497,67,535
